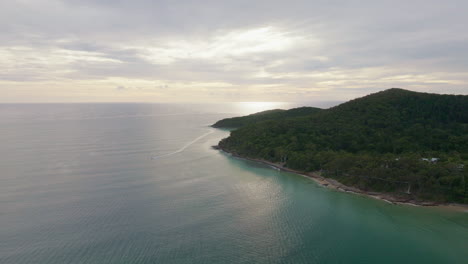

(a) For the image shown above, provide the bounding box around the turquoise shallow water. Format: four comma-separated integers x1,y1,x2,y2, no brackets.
0,103,467,263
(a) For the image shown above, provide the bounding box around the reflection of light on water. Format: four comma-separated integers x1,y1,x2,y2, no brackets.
235,102,288,115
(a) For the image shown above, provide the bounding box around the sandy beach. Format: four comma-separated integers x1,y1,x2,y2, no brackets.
214,146,468,212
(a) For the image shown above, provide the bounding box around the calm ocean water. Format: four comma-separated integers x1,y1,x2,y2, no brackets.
0,103,467,264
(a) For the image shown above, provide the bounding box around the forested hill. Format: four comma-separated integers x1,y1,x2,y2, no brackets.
212,107,322,128
216,88,468,203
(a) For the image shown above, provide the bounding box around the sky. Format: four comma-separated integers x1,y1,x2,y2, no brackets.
1,0,467,103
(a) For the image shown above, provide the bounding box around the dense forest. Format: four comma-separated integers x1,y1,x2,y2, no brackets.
214,89,468,203
212,107,321,128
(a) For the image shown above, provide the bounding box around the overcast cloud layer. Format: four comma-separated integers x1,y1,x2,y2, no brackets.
1,0,467,102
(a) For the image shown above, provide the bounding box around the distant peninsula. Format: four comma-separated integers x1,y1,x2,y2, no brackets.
213,88,468,205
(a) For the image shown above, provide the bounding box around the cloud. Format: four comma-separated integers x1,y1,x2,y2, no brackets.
0,0,467,102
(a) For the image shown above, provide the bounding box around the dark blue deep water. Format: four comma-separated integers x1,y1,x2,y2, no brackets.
1,103,467,263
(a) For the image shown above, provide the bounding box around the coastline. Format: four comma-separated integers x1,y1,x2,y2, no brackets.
213,145,468,212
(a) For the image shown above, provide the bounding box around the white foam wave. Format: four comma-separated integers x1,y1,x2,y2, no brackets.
152,129,214,159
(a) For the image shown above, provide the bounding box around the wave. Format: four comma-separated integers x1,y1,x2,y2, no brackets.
152,129,214,159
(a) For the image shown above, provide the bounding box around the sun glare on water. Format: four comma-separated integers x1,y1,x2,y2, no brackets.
236,102,288,115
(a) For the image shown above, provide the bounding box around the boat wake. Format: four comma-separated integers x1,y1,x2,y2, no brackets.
152,129,214,159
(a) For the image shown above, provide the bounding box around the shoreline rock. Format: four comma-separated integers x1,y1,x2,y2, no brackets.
213,145,467,211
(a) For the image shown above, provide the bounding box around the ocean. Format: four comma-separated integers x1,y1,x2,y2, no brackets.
1,103,467,263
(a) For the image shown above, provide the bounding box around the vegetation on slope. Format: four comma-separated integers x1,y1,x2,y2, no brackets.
216,89,468,203
212,107,322,128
